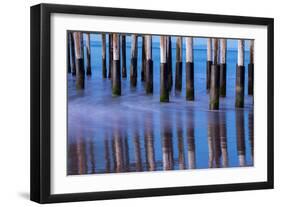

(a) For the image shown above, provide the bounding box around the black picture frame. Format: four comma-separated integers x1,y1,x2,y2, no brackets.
30,3,274,204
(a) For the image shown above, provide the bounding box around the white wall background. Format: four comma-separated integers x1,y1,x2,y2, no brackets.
0,0,279,206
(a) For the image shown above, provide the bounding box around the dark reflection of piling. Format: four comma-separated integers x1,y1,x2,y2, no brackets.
219,112,228,167
176,112,186,170
104,133,111,173
131,116,142,171
187,111,196,169
112,128,124,173
144,113,156,171
72,128,87,175
161,113,174,170
236,111,246,166
208,112,221,168
248,112,254,163
123,133,130,172
87,137,95,174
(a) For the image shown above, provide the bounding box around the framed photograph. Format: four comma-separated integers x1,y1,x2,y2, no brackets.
30,3,274,203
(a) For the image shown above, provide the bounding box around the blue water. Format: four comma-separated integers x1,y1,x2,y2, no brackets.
67,36,253,175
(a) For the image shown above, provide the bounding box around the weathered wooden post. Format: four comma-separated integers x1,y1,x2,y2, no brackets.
141,36,146,82
235,39,245,108
167,36,173,91
236,112,246,167
108,34,113,79
145,35,153,94
175,37,183,91
209,38,220,109
121,35,127,78
69,32,76,76
160,36,169,102
248,40,254,95
112,33,121,96
130,34,138,87
102,34,107,78
219,39,227,97
85,33,92,75
206,38,212,91
67,32,71,73
73,32,85,89
186,37,194,100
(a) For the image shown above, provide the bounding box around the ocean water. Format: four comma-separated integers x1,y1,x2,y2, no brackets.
67,36,253,175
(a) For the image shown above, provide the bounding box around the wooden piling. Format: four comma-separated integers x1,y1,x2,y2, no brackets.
141,36,146,81
67,32,71,73
186,37,194,101
73,32,85,89
121,35,127,78
69,32,76,76
160,36,169,102
235,40,245,108
206,38,212,90
145,35,153,94
219,39,227,97
175,37,183,91
130,34,138,87
112,33,121,96
167,36,173,91
85,33,91,75
108,34,113,79
102,34,107,78
209,38,220,110
248,40,254,95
